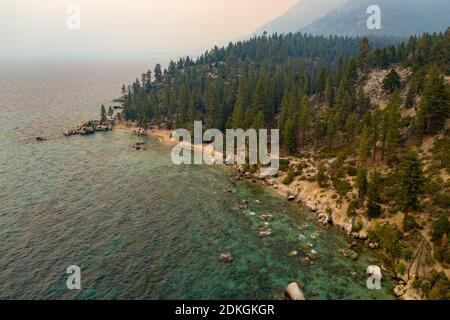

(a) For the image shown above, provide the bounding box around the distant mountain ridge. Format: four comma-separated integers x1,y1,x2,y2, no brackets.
253,0,348,36
300,0,450,37
255,0,450,38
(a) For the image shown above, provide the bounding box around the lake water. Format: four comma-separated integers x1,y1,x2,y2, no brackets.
0,61,394,299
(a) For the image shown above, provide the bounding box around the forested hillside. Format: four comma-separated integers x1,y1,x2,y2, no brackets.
119,29,450,299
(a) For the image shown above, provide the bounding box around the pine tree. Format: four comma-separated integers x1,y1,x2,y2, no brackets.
358,37,371,72
382,69,401,92
297,96,311,150
252,76,269,123
138,112,148,128
416,64,450,134
358,126,371,168
382,91,402,162
356,167,368,199
367,171,382,217
344,112,359,144
325,111,337,150
325,75,335,107
316,162,328,188
251,111,265,131
100,104,107,123
397,149,424,211
369,109,382,163
283,118,297,155
108,106,114,120
154,63,163,83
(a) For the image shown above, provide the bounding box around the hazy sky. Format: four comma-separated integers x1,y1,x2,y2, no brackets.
0,0,297,61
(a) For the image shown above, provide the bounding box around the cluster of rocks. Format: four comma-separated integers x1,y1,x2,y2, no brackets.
257,215,274,237
63,120,113,136
393,283,407,297
133,128,147,136
338,248,359,261
132,142,147,150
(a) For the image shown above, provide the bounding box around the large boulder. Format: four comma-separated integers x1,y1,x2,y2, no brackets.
358,230,368,240
285,282,305,300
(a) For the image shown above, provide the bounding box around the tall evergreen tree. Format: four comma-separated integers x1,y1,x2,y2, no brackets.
382,69,401,92
397,149,424,211
100,104,107,123
367,170,382,217
356,167,368,199
382,90,402,162
416,64,450,135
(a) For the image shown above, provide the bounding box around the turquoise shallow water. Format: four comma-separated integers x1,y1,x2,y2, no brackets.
0,62,394,299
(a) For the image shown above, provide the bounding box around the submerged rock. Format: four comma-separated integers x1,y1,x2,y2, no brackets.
307,250,319,261
132,142,146,150
259,214,273,222
288,250,298,258
258,230,272,237
35,136,47,142
219,253,233,263
338,248,359,261
302,256,310,267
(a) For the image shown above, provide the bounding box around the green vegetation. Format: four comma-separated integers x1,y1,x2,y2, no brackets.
282,168,296,185
396,149,424,212
403,214,421,232
431,137,450,174
367,171,382,218
108,106,114,119
117,29,450,291
369,223,402,258
100,104,107,123
316,162,328,188
279,159,290,172
382,69,401,92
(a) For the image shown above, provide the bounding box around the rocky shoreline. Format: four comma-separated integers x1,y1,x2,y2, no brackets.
235,164,426,300
63,120,114,136
64,120,418,299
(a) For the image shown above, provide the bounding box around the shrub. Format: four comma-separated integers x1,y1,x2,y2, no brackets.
346,166,358,177
434,242,450,264
279,159,290,172
347,200,358,217
382,69,401,92
282,168,295,185
352,218,363,233
295,164,304,176
402,248,414,260
432,215,450,242
404,214,421,232
433,193,450,209
369,223,402,258
426,270,450,300
316,162,328,188
395,262,406,274
333,178,352,198
431,138,450,174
